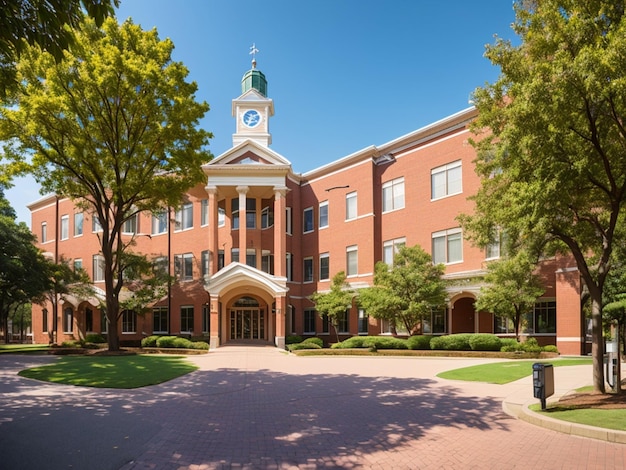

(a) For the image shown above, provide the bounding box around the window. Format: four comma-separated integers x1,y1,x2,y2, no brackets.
93,255,105,282
231,198,240,229
495,316,516,334
74,213,83,236
320,253,330,281
422,307,446,334
486,230,507,260
218,250,225,270
42,308,48,332
261,206,274,229
231,248,239,263
60,215,69,240
261,250,274,274
85,308,93,332
153,256,168,275
123,213,138,234
431,160,462,200
246,199,256,229
180,306,194,333
358,309,368,334
286,253,293,281
41,222,47,243
289,305,296,334
74,259,83,272
246,248,256,268
383,237,406,266
432,228,463,264
286,207,292,235
174,253,194,281
322,314,329,334
202,304,210,333
303,257,314,282
152,211,168,235
346,245,358,277
122,310,137,333
304,309,316,334
382,177,405,212
346,192,357,220
218,205,226,227
201,199,208,226
381,319,409,336
175,203,193,231
92,215,102,232
337,309,349,334
303,207,314,233
153,306,168,334
523,300,557,334
319,201,328,228
63,307,73,333
201,250,209,276
101,311,108,333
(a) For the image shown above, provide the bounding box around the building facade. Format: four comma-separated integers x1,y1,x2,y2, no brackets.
28,62,588,355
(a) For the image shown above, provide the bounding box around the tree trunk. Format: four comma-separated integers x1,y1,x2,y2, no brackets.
590,292,605,393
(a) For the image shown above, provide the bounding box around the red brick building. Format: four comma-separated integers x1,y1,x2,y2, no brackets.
28,62,588,354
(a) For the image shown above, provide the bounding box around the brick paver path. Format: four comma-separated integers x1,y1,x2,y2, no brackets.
1,346,625,469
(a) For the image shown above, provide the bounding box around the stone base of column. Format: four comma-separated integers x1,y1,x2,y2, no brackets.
209,335,220,351
274,336,285,350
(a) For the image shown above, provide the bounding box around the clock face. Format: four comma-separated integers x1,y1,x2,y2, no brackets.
242,109,261,128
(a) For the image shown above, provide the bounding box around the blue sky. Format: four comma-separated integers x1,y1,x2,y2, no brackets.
6,0,518,224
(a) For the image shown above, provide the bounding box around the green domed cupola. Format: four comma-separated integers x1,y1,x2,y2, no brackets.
241,44,267,96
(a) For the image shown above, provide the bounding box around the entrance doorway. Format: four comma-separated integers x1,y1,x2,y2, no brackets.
229,296,265,340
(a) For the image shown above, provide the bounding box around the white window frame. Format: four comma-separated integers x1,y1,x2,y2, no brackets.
303,207,314,233
74,259,83,272
41,222,47,243
383,237,406,266
432,228,463,265
346,245,358,277
74,212,83,237
261,206,274,229
180,305,194,333
346,192,357,220
303,309,316,334
303,257,314,283
93,254,105,282
152,210,168,235
431,160,462,200
122,310,137,334
382,177,405,213
175,253,194,281
319,201,329,229
319,253,330,281
286,207,292,235
122,213,138,235
92,215,103,233
152,306,169,334
218,206,226,227
175,203,193,232
200,199,209,226
60,215,69,240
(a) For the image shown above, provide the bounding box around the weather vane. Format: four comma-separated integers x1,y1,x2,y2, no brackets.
249,43,259,68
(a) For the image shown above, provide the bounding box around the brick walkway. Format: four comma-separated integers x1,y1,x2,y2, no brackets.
1,347,625,469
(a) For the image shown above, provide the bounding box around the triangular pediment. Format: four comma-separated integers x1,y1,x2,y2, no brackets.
206,262,288,297
237,89,267,101
203,140,291,168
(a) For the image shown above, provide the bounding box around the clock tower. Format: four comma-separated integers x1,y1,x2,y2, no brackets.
232,44,274,147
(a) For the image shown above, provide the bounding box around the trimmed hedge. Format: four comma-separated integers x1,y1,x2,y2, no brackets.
141,335,160,347
302,337,324,347
430,334,472,351
289,342,322,351
407,335,432,350
149,335,209,350
469,334,502,351
286,335,303,345
332,336,408,350
85,333,106,343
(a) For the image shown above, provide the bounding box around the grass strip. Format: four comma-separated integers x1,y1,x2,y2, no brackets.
437,358,592,384
529,404,626,432
18,355,197,388
0,344,50,354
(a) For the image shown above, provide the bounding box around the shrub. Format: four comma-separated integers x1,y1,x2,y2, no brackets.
542,345,559,353
469,334,502,351
85,333,106,343
141,335,160,347
60,340,81,348
430,334,472,350
155,336,178,348
173,337,192,349
407,335,433,350
365,336,408,350
499,338,520,352
286,335,303,345
302,337,324,348
521,337,542,353
289,342,322,351
190,341,209,350
333,336,368,349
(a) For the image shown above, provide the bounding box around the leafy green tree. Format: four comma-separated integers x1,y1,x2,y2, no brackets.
462,0,626,393
358,245,447,335
9,302,31,342
310,271,354,344
0,18,212,350
0,0,119,98
0,188,52,343
475,251,544,341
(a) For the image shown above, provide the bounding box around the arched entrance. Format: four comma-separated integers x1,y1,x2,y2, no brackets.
229,296,266,340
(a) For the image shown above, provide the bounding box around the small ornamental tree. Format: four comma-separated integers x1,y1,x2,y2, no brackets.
358,245,447,335
310,271,354,344
475,251,544,341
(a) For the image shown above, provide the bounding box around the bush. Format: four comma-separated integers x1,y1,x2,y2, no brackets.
60,340,81,348
521,337,542,353
333,336,368,349
499,338,520,352
542,345,559,353
173,337,192,349
430,334,472,350
286,335,303,345
407,335,433,350
289,342,322,351
364,336,408,350
155,336,177,348
85,333,106,343
302,337,324,348
469,334,502,351
141,335,160,347
190,341,209,350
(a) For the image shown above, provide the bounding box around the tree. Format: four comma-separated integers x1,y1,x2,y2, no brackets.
0,18,212,350
463,0,626,393
358,245,447,335
0,0,119,98
475,251,544,342
0,188,52,343
310,271,354,344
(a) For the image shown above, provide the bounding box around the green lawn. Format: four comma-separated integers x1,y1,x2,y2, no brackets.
18,355,198,388
437,358,592,384
529,404,626,431
0,344,50,354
